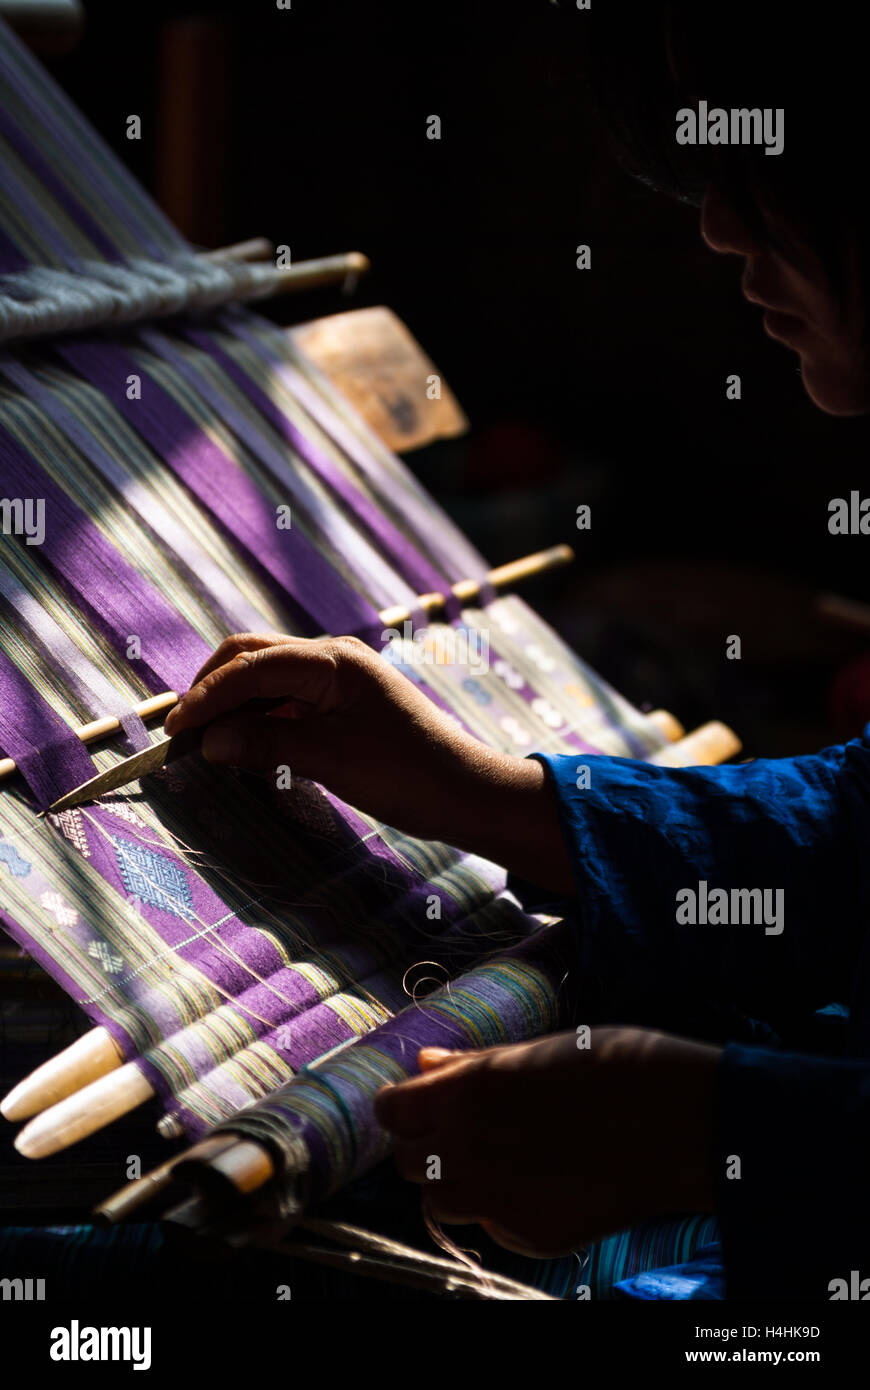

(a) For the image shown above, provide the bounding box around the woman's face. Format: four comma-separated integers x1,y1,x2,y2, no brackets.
701,185,870,415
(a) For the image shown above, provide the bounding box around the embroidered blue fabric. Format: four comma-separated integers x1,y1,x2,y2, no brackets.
506,728,870,1299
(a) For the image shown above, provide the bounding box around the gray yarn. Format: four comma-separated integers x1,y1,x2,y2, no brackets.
0,254,283,343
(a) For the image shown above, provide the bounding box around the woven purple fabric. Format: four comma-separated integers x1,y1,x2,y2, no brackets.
0,422,213,693
58,340,386,644
0,647,97,806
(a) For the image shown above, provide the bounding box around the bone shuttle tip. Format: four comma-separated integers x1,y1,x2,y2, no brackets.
13,1062,154,1158
648,721,742,768
646,709,686,742
203,1140,276,1194
1,1025,123,1121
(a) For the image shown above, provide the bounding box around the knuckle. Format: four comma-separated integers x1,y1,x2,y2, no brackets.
217,633,257,658
328,635,380,683
331,634,369,659
197,666,229,698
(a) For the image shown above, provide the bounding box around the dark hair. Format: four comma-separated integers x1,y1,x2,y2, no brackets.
574,1,869,316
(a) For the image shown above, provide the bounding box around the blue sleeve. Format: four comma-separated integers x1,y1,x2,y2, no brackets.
505,733,870,1297
506,737,870,1030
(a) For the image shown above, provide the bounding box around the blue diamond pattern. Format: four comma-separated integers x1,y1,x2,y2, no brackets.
112,836,193,919
0,840,31,876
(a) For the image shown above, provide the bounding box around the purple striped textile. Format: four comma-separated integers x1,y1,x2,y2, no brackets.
178,325,462,616
57,339,386,644
0,103,119,268
0,647,97,806
223,312,492,586
0,422,213,692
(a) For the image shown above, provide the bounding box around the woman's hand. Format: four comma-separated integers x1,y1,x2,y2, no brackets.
374,1027,720,1256
164,632,575,893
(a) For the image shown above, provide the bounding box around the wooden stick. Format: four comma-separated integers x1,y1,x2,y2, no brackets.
201,238,274,264
94,1133,240,1225
0,691,178,785
0,546,573,787
269,252,370,294
378,543,574,626
201,242,371,298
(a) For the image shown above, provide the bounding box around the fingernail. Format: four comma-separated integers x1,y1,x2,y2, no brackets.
417,1048,459,1071
165,696,190,733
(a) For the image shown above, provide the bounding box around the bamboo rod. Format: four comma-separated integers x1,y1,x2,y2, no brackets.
0,691,178,784
0,546,573,787
96,1135,275,1222
173,1138,275,1196
378,543,574,627
273,251,370,292
201,242,370,293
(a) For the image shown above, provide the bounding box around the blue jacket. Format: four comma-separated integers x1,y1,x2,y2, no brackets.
507,732,870,1299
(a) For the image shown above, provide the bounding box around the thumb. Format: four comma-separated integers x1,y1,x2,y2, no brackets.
200,712,318,775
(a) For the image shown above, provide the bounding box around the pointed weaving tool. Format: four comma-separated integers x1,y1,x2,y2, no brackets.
46,694,291,814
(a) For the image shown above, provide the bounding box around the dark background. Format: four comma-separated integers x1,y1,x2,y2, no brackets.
31,0,870,754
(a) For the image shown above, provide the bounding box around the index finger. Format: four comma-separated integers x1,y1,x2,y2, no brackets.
166,641,337,733
189,633,293,688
